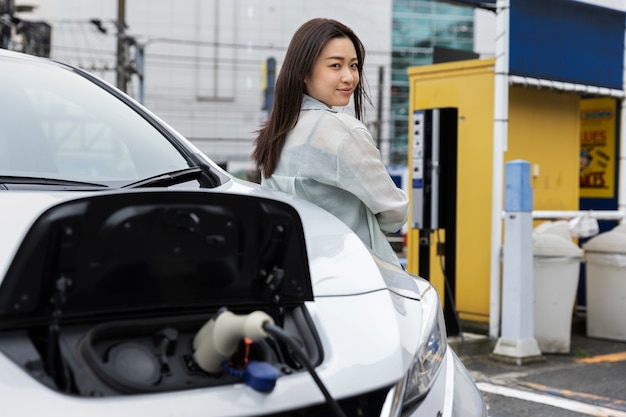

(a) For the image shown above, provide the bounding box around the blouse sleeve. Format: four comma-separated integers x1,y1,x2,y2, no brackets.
335,124,409,233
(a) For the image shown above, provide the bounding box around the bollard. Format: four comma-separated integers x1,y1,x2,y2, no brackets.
491,160,544,365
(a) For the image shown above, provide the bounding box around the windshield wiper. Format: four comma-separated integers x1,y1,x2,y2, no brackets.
122,166,203,189
0,176,108,188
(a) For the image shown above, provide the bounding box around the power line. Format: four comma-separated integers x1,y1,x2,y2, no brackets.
50,20,398,57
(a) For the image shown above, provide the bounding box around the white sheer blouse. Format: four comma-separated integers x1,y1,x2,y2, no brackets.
262,95,408,266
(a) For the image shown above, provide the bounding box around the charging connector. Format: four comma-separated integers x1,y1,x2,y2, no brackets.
192,309,274,374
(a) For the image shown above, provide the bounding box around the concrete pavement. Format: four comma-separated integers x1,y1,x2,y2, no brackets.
450,314,626,417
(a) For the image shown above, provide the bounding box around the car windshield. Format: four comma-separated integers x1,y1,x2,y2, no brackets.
0,57,191,187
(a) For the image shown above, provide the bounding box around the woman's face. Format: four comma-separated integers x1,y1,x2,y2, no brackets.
304,37,359,108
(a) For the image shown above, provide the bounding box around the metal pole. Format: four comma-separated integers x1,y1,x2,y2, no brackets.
136,43,145,103
116,0,127,92
489,0,509,341
619,28,626,221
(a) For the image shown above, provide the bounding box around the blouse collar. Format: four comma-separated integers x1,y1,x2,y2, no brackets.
301,94,337,113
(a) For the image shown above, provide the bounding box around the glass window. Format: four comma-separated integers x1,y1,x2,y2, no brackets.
390,0,475,160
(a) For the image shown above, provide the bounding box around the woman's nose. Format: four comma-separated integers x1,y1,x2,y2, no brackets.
341,68,355,83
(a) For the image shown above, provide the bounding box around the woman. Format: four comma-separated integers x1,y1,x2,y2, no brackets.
252,18,408,267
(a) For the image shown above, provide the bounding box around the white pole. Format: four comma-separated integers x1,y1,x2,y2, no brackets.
489,0,510,340
618,26,626,221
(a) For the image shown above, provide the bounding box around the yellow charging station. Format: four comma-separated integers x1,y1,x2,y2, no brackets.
406,57,581,327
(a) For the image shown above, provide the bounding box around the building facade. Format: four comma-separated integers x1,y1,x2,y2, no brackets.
14,0,393,169
390,0,475,165
6,0,625,169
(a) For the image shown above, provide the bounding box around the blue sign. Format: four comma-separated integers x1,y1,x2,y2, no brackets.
510,0,625,90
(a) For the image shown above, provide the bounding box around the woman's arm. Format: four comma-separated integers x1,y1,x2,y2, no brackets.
336,125,409,232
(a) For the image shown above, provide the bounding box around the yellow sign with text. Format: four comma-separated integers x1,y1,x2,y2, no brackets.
579,98,616,198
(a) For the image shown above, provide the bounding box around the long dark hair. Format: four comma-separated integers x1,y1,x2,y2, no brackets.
252,18,369,178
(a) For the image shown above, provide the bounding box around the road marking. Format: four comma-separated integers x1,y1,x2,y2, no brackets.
517,381,626,411
477,382,626,417
576,351,626,364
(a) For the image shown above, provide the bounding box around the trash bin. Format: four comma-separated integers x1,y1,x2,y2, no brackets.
534,219,572,240
582,226,626,341
533,223,584,353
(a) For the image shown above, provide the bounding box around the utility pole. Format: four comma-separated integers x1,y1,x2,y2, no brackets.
116,0,127,92
135,40,145,103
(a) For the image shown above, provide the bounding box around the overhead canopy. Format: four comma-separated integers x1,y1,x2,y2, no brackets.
436,0,497,10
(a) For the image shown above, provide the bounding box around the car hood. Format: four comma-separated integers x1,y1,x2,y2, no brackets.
0,184,404,325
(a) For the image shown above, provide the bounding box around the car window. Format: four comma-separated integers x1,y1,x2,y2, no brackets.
25,88,138,179
0,58,190,185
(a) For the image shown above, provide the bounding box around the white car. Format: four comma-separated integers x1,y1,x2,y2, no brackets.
0,48,486,417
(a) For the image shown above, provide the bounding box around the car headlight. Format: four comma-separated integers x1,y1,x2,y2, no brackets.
402,286,447,408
